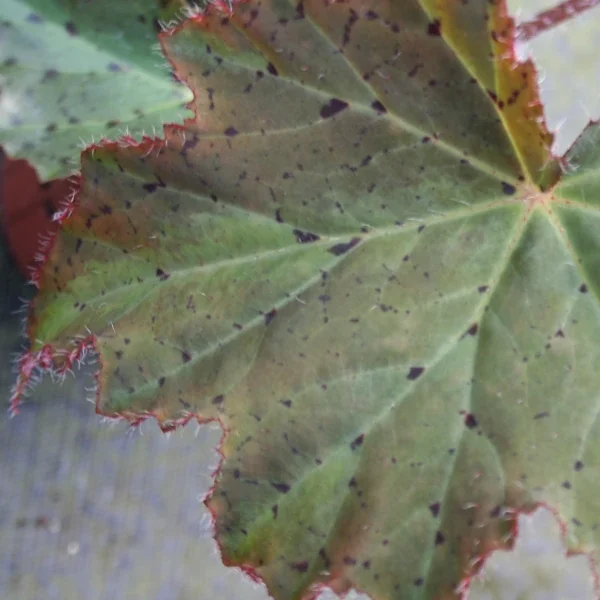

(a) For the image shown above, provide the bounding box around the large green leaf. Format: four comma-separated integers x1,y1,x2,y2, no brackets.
12,0,600,598
0,0,194,180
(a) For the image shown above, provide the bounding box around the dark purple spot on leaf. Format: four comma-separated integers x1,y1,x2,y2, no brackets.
371,100,387,114
264,309,277,325
429,502,440,517
224,126,239,137
427,19,441,36
156,268,170,281
342,9,358,46
350,434,364,451
42,69,58,81
579,284,588,293
408,63,423,77
294,229,320,244
212,394,224,405
465,413,478,429
320,98,349,119
291,561,308,572
143,179,165,193
328,237,361,256
181,135,199,154
407,366,424,380
272,482,290,494
501,181,516,195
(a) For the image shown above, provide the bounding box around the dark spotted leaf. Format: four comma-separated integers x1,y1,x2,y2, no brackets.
0,0,193,180
13,0,600,598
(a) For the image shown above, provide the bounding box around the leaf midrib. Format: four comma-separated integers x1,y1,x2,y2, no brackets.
63,195,520,336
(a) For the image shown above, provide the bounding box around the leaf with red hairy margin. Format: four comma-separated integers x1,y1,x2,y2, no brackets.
14,0,600,598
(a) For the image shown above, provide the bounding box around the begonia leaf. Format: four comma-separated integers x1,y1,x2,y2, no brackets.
14,1,600,598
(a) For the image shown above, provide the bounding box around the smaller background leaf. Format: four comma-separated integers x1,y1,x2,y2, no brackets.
0,0,194,180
